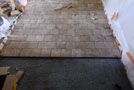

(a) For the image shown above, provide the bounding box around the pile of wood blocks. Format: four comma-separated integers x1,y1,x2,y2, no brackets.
0,2,21,17
0,67,24,90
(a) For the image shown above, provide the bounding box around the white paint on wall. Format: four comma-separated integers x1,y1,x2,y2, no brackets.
101,0,134,89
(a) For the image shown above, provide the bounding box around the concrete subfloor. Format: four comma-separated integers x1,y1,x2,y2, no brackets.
1,0,120,57
0,58,133,90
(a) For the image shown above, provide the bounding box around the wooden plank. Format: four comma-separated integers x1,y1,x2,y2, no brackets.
0,67,10,76
15,71,24,82
2,70,24,90
0,14,7,16
0,3,9,8
2,75,16,90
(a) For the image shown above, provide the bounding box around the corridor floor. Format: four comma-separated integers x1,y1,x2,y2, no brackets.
1,0,120,57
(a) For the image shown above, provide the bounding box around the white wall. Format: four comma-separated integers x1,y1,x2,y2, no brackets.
102,0,134,89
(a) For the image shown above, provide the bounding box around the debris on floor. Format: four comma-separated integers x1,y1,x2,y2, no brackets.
13,0,29,12
0,67,24,90
0,16,11,39
0,0,29,51
54,2,76,11
90,13,98,23
11,10,20,17
0,1,21,17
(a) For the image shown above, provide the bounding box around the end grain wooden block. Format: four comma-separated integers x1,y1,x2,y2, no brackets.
0,67,10,76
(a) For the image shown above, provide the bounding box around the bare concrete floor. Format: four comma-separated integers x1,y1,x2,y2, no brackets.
1,0,120,57
0,58,133,90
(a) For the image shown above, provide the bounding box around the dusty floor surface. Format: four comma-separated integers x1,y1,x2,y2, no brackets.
0,58,133,90
1,0,120,57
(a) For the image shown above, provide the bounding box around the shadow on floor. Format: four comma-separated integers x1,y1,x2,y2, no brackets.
0,58,133,90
